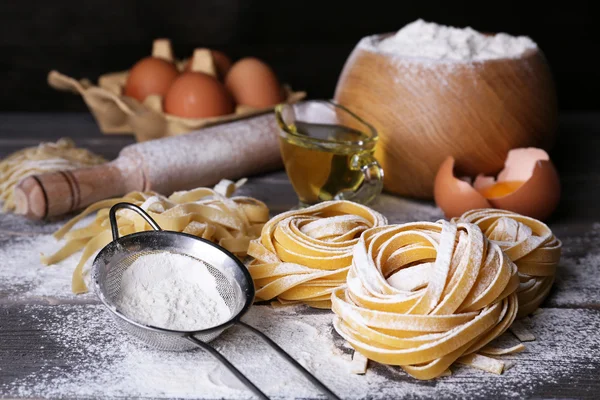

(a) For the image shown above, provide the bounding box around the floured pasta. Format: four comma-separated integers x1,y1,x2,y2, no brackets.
42,179,269,294
247,200,387,308
0,138,105,212
332,220,520,380
457,209,562,318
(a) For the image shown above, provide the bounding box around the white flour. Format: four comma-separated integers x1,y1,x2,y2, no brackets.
376,19,537,62
0,234,92,302
116,252,231,331
5,304,600,399
0,214,97,303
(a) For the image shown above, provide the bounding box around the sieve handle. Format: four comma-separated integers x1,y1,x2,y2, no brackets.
109,202,162,240
238,321,341,400
186,336,269,400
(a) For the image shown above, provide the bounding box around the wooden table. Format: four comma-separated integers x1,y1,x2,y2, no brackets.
0,113,599,399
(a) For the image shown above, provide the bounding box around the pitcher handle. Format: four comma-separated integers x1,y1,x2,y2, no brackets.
335,152,384,204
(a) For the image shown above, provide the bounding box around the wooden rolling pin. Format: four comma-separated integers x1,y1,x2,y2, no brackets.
14,114,282,219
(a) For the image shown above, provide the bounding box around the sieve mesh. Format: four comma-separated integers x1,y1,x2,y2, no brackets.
92,202,339,400
95,244,247,351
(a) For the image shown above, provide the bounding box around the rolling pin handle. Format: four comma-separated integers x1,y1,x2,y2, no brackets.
13,160,141,220
14,176,48,220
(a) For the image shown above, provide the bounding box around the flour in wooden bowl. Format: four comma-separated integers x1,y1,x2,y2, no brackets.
376,19,537,62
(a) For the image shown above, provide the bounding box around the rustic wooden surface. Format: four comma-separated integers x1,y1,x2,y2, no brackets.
1,112,599,399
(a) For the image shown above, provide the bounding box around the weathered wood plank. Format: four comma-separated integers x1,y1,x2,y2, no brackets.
0,304,598,399
0,113,108,138
1,112,600,399
547,221,600,309
0,137,134,160
0,212,68,236
0,113,135,159
1,111,599,222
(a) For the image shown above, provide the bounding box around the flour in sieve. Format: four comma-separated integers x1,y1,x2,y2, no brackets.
116,252,231,330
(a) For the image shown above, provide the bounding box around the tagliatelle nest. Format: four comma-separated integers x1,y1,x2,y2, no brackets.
247,200,387,309
0,138,106,212
42,179,269,294
332,220,522,380
457,209,562,318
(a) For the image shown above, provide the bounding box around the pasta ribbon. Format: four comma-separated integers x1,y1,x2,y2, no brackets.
457,209,562,318
0,138,105,212
248,200,387,308
43,179,269,294
331,220,520,380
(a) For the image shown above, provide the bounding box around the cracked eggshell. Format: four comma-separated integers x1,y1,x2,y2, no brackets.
433,156,492,218
434,148,561,221
478,148,560,220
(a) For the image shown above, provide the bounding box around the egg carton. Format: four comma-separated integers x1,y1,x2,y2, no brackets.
48,47,305,142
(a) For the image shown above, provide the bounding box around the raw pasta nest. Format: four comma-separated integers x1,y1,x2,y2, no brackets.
42,179,269,294
0,138,105,212
457,209,562,318
248,200,387,308
332,220,521,380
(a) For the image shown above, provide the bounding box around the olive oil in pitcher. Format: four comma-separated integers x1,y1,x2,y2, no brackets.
276,100,384,207
279,121,373,205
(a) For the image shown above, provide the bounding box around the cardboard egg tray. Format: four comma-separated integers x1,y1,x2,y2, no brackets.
48,61,305,142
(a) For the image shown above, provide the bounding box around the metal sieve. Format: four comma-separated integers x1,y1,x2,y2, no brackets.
92,203,340,400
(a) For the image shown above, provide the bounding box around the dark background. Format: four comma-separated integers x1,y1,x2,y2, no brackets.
0,0,595,112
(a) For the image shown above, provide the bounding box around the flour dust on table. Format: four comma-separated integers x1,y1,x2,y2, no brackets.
4,303,600,399
0,234,90,302
0,213,99,302
116,252,231,330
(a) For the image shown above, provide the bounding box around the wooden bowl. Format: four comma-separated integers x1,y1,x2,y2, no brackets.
334,34,558,199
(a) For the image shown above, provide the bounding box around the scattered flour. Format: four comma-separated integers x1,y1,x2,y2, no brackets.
3,304,600,399
546,222,600,308
2,189,600,398
0,234,93,302
375,19,537,62
116,252,231,330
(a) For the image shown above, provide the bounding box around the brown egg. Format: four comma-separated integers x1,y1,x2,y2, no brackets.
184,50,232,79
211,50,233,78
164,72,234,118
225,57,284,108
124,57,179,102
434,148,561,221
